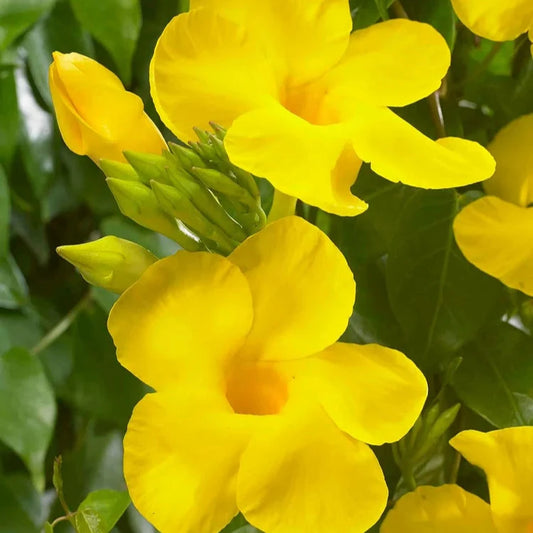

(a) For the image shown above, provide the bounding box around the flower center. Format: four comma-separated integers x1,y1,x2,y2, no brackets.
225,363,288,416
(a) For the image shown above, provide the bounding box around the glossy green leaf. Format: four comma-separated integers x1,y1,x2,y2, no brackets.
453,322,533,428
69,0,141,83
0,255,29,309
77,490,130,533
0,476,41,533
0,347,56,489
0,67,19,170
0,165,9,258
350,0,395,28
386,190,506,371
0,0,55,51
76,508,105,533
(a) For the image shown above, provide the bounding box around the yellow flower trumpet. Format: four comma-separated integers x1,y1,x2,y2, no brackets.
381,426,533,533
108,216,428,533
454,114,533,296
149,0,495,216
49,52,166,164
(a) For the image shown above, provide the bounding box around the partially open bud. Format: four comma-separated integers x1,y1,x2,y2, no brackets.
57,236,157,293
49,52,166,165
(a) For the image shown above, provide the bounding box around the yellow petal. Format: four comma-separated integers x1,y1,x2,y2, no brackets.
450,0,533,41
225,104,368,216
49,52,165,164
108,251,253,390
451,427,533,533
189,0,352,87
149,8,279,142
453,196,533,296
237,398,388,533
124,390,258,533
287,342,427,445
322,19,451,108
484,113,533,207
229,216,355,361
346,105,495,188
381,485,497,533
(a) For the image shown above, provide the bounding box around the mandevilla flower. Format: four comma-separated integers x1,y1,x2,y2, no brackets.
49,52,166,164
450,0,533,55
454,114,533,296
381,427,533,533
108,216,428,533
150,0,495,216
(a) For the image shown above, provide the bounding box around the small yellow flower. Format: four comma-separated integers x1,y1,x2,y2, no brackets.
149,0,495,216
381,426,533,533
108,216,428,533
451,0,533,54
49,52,166,165
454,114,533,296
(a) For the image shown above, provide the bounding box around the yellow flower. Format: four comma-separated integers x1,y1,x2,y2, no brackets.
381,426,533,533
454,114,533,296
108,216,428,533
450,0,533,54
49,52,166,165
149,0,495,216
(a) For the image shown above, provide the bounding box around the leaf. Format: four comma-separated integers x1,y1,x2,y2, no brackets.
76,508,105,533
69,0,142,83
0,165,10,258
350,0,394,29
453,322,533,428
0,347,56,489
386,190,506,371
0,476,40,533
0,255,29,309
77,490,130,533
0,67,19,171
0,0,56,51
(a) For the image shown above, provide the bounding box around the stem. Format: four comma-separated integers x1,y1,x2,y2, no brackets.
392,1,408,18
31,293,91,356
449,451,462,484
428,90,447,138
268,190,297,223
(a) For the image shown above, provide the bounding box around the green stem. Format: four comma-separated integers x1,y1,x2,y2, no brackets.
268,190,297,223
428,90,447,138
31,293,91,356
392,1,408,18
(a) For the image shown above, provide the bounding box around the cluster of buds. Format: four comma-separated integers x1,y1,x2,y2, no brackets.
59,126,267,293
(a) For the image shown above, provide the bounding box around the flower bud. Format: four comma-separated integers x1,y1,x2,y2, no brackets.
57,236,157,293
49,52,166,165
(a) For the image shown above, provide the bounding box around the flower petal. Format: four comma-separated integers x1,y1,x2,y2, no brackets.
237,399,388,533
451,427,533,533
287,342,427,445
322,19,451,108
450,0,533,41
108,251,253,390
346,105,495,188
483,113,533,207
381,485,497,533
225,104,368,216
124,390,257,533
189,0,352,86
453,196,533,296
229,216,355,361
150,8,279,142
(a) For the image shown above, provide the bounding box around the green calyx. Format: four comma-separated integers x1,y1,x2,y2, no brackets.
101,125,266,255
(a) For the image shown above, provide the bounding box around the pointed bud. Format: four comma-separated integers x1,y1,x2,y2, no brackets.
106,178,202,251
123,151,171,185
49,52,166,165
168,142,206,170
190,166,254,204
100,159,139,182
57,236,157,293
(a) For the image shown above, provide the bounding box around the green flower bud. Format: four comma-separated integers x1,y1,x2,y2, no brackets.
123,150,171,185
57,236,157,293
99,159,140,182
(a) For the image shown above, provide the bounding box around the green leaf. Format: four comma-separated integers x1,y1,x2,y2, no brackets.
453,322,533,428
0,0,56,51
69,0,141,83
77,490,130,533
76,508,105,533
386,190,506,371
0,67,19,171
44,523,53,533
0,347,56,489
350,0,394,29
0,476,41,533
0,255,29,309
0,165,10,258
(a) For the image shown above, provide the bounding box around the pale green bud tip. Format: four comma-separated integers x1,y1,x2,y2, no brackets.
57,236,157,294
99,159,139,182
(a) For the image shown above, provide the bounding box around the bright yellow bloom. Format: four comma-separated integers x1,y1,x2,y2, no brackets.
149,1,495,216
451,0,533,54
108,216,427,533
49,52,166,165
381,426,533,533
454,114,533,296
